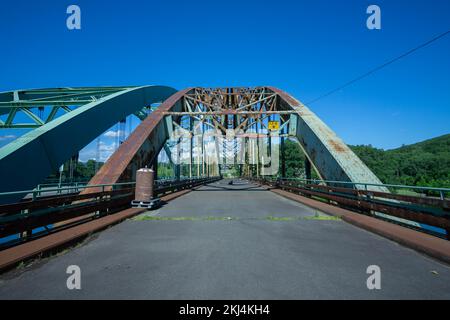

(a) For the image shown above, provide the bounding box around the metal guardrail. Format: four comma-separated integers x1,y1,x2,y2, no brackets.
33,182,88,197
262,177,450,199
0,182,136,201
154,177,221,196
28,177,217,198
0,177,220,247
253,177,450,240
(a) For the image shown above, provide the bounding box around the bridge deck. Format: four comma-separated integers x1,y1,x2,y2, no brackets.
0,180,449,299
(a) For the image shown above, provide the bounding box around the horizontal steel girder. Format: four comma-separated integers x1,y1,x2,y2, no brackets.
162,110,298,115
0,87,135,128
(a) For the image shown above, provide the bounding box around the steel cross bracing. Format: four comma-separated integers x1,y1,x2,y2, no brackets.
163,87,295,178
152,87,388,192
0,85,178,201
0,87,159,129
170,87,293,136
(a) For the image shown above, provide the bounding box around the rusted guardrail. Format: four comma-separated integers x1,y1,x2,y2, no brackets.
252,177,450,240
0,177,220,247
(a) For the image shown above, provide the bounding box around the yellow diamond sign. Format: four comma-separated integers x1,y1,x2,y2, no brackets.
268,121,279,131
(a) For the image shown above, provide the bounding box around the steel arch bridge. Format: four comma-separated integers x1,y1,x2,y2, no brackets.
0,85,387,202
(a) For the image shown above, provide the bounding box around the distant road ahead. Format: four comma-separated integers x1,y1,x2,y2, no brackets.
0,180,449,299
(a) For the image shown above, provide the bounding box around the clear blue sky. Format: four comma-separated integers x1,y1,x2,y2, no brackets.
0,0,449,151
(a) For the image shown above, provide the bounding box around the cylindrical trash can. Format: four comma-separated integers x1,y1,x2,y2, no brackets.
135,168,154,202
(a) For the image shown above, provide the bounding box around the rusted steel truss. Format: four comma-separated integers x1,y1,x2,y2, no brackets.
87,87,387,193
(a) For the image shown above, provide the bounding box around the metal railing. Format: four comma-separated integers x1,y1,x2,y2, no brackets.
26,177,220,199
261,177,450,199
0,182,135,201
0,176,220,248
252,177,450,240
33,182,88,197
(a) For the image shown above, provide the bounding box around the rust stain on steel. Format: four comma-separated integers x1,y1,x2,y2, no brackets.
83,85,387,194
0,208,145,272
267,86,302,108
329,139,347,153
84,88,193,194
266,86,388,192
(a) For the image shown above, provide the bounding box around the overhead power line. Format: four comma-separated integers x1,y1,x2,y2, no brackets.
306,29,450,105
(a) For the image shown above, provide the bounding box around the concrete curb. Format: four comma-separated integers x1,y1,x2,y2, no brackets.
271,188,450,265
0,188,195,272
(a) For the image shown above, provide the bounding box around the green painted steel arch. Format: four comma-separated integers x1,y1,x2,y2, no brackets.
0,85,177,200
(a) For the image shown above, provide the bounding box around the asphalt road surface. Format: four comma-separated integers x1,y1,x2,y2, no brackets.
1,179,449,299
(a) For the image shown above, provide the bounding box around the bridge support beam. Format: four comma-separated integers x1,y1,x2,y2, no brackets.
280,129,286,178
0,86,177,203
268,87,388,192
84,88,191,192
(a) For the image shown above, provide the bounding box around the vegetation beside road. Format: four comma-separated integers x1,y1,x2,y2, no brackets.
283,134,450,188
350,134,450,188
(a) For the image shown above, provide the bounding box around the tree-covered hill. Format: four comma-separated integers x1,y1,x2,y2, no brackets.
350,134,450,187
282,134,450,188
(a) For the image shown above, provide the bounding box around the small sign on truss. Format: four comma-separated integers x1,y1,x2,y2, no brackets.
268,121,280,131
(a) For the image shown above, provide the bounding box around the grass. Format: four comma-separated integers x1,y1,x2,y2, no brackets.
133,213,341,222
303,215,341,221
204,216,233,221
132,215,233,221
266,216,297,221
267,211,341,221
392,188,421,196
